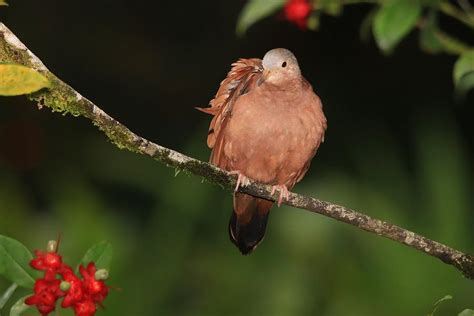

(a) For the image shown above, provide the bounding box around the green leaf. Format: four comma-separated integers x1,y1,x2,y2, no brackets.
307,12,320,31
459,310,474,316
454,50,474,84
453,50,474,96
419,11,443,54
360,8,378,43
236,0,285,36
428,295,453,316
373,0,422,52
320,0,343,16
0,64,50,96
9,296,30,316
455,72,474,99
0,236,38,289
78,241,113,272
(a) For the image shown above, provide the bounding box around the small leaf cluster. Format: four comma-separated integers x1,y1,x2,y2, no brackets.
237,0,474,95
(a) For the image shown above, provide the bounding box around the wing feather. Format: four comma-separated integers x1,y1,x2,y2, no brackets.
197,58,263,152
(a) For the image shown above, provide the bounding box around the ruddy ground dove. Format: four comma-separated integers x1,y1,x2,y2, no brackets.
198,48,327,254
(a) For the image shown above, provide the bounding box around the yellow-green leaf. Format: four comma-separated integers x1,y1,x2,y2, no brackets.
0,64,50,96
0,0,8,6
236,0,285,36
373,0,422,52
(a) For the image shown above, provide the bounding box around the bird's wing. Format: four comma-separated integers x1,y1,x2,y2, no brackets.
196,58,263,158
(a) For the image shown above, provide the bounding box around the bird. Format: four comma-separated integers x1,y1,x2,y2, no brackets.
197,48,327,255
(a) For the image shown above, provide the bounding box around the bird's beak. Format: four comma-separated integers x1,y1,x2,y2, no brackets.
258,69,270,86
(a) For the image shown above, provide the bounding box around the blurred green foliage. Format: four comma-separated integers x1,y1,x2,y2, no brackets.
372,0,421,51
0,110,473,315
236,0,286,36
0,65,50,97
238,0,474,94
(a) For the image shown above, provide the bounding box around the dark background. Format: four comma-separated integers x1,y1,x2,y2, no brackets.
0,1,473,315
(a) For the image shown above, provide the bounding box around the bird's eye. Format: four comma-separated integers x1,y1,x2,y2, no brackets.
281,61,287,68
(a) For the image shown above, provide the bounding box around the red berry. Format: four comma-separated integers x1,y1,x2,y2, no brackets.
25,278,62,315
36,302,56,315
61,273,84,308
28,247,109,316
30,250,63,271
74,299,97,316
79,263,109,303
283,0,312,29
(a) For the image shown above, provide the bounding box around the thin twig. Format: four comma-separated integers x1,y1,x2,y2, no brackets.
440,1,474,29
0,283,17,313
457,0,473,16
0,23,473,279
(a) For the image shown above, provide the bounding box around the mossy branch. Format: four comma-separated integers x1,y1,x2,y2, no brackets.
1,22,473,279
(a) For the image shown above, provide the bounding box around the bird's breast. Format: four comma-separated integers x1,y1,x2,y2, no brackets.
223,88,323,185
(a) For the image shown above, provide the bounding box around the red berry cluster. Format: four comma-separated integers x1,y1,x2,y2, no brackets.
284,0,312,29
25,250,108,316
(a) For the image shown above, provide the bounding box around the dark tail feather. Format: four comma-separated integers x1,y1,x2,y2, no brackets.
229,195,272,255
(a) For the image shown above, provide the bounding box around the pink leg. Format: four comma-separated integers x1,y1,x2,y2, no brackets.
229,171,251,192
271,184,290,207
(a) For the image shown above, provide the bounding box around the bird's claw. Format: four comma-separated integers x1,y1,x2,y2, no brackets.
271,184,290,207
229,171,251,192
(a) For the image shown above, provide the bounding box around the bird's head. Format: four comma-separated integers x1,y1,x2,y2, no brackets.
261,48,301,84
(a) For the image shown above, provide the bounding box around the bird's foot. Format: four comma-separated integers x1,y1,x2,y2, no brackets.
229,171,251,192
271,184,290,207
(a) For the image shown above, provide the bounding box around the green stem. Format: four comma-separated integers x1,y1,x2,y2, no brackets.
440,1,474,29
8,297,29,316
0,284,17,311
433,29,472,55
457,0,474,17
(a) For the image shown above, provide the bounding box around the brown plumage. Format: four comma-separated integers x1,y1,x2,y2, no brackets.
197,48,327,254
